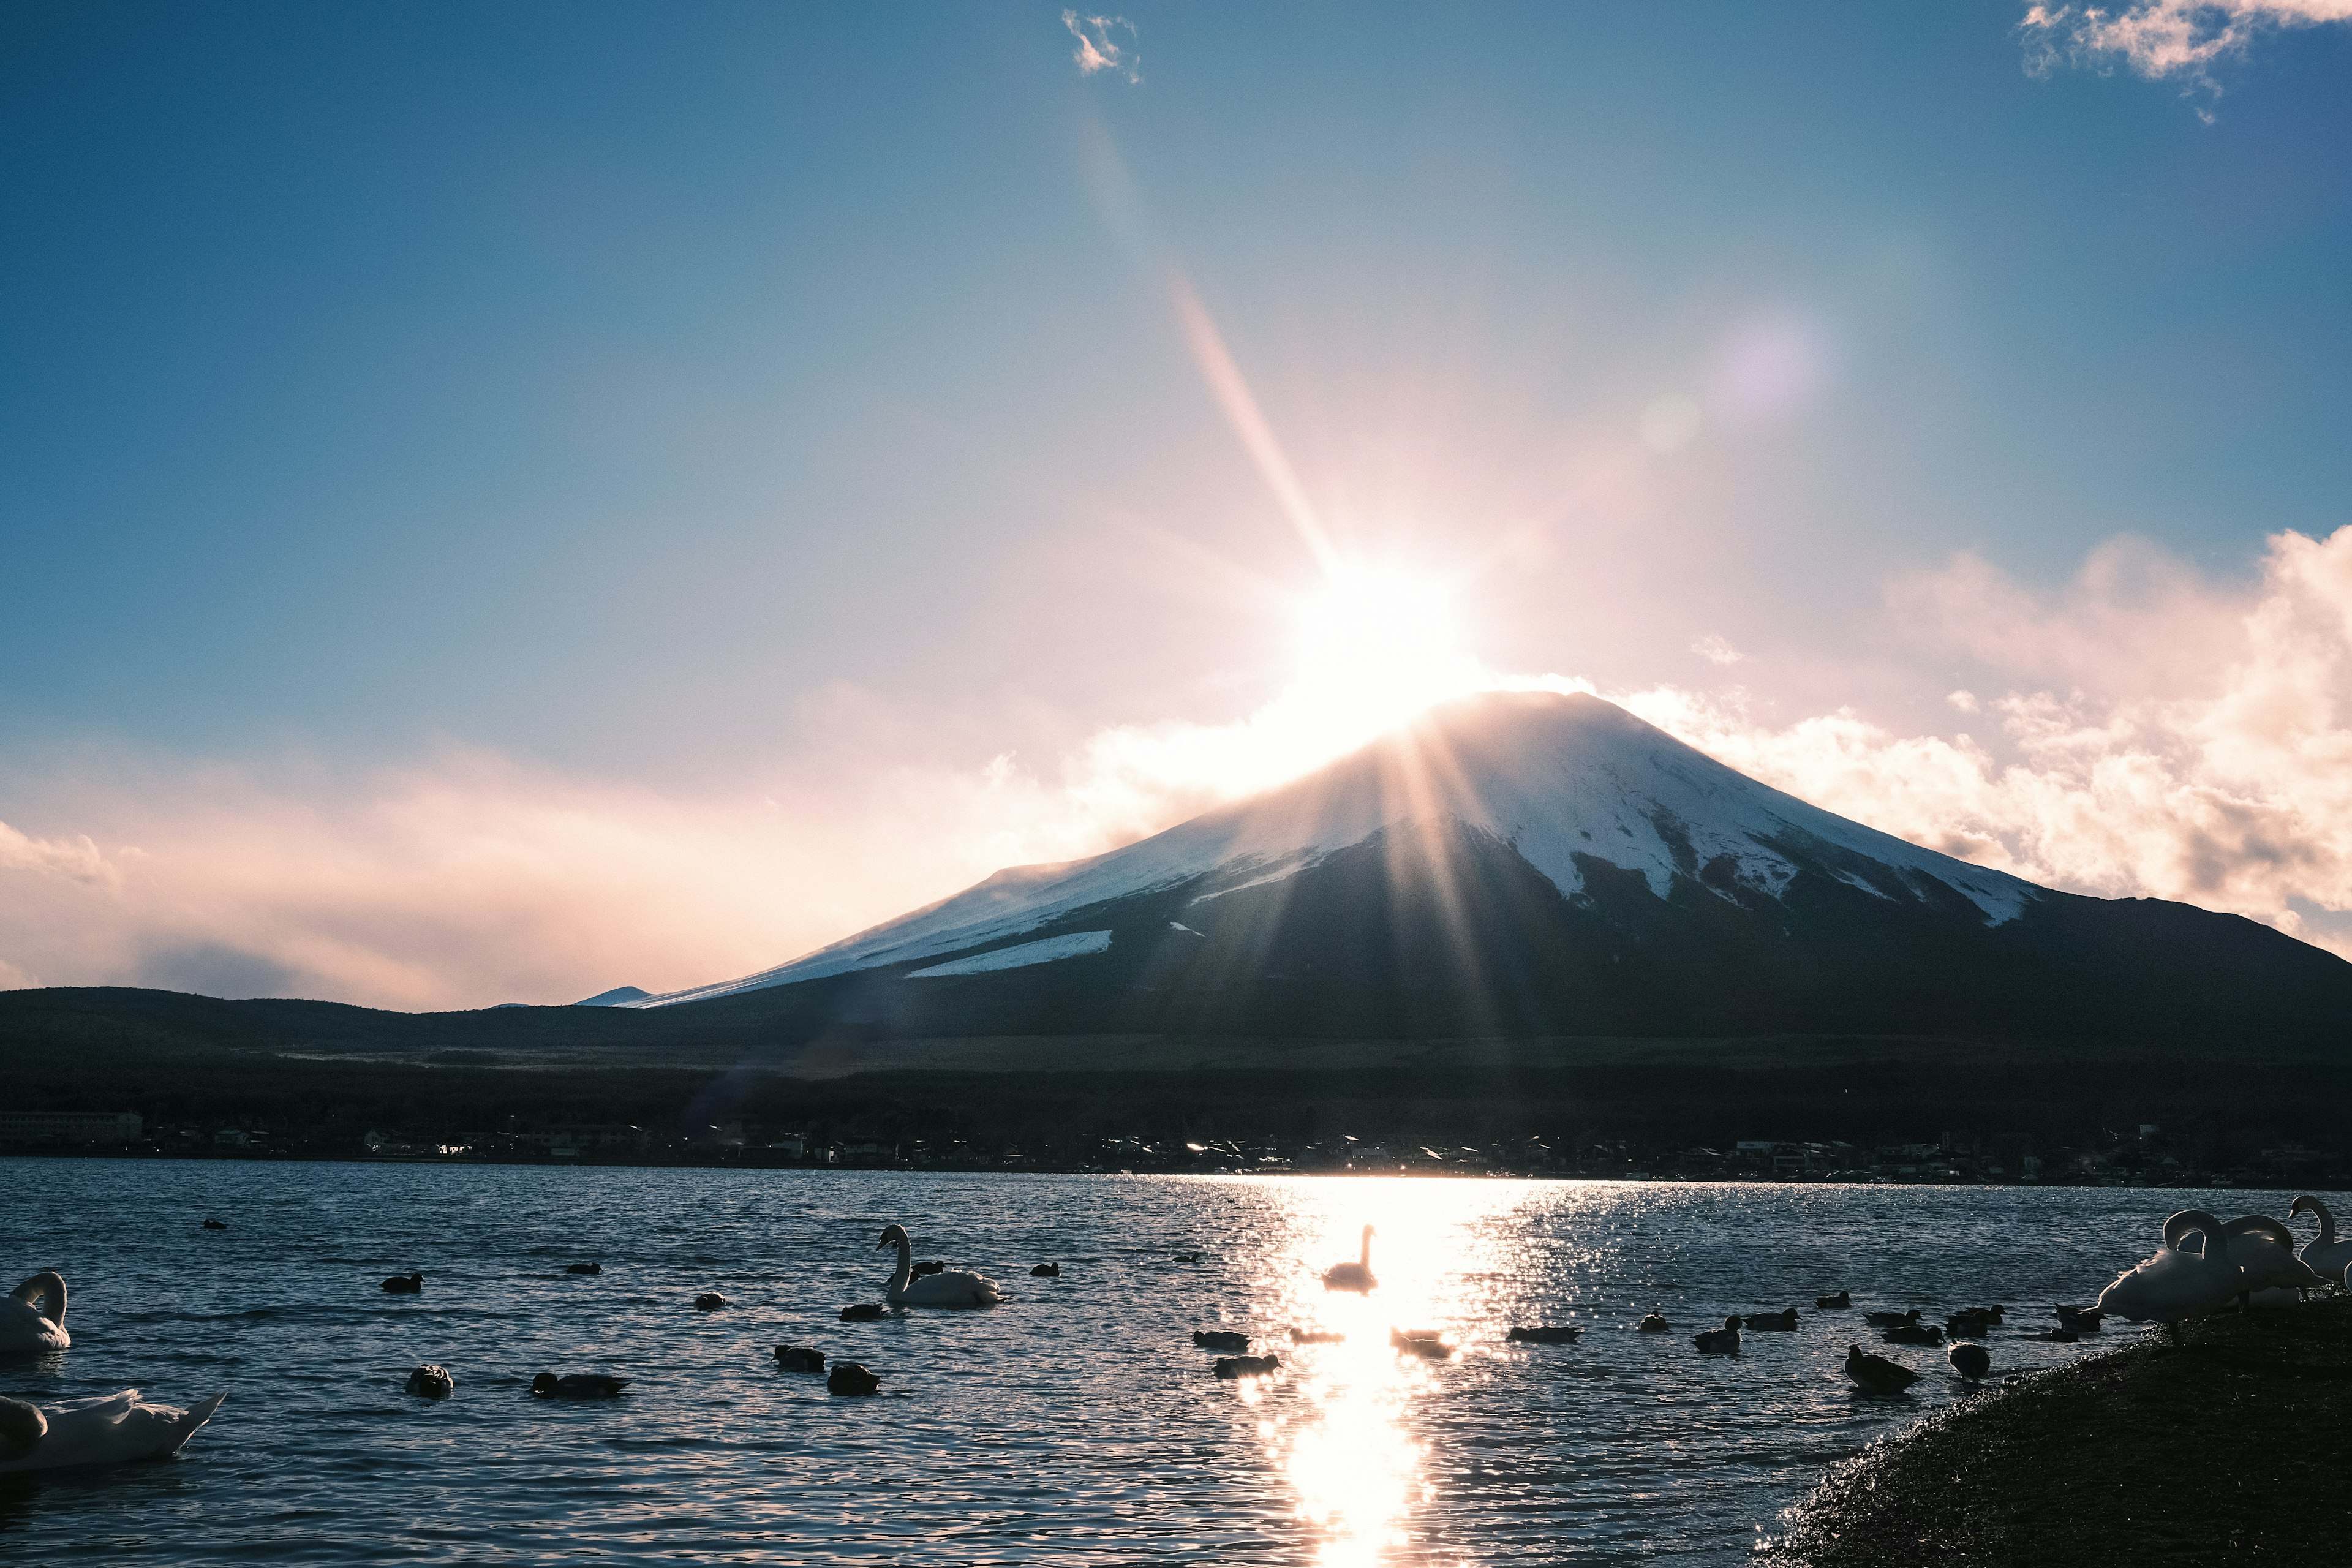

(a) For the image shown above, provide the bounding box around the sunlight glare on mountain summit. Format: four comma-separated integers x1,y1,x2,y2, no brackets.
1291,565,1489,740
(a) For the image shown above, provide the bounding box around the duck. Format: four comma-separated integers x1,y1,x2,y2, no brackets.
2053,1304,2106,1332
2016,1328,2079,1343
531,1373,628,1398
839,1302,886,1322
2095,1209,2244,1346
1213,1354,1281,1379
1946,1310,1997,1338
1814,1291,1850,1309
1390,1329,1452,1359
1322,1226,1377,1292
1692,1317,1741,1354
1844,1344,1918,1395
1638,1313,1670,1333
1863,1307,1921,1329
2289,1195,2352,1283
910,1259,946,1277
381,1273,423,1294
1,1272,69,1355
773,1345,826,1372
1192,1330,1251,1352
1741,1308,1799,1331
0,1389,226,1473
1289,1327,1344,1344
1172,1251,1202,1264
877,1225,1003,1307
1882,1322,1944,1346
1030,1263,1060,1278
694,1292,728,1311
202,1219,228,1231
1948,1343,1991,1381
564,1262,602,1275
827,1362,882,1396
1507,1325,1583,1344
405,1364,455,1398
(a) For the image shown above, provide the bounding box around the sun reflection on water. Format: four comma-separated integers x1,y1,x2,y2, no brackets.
1250,1178,1542,1567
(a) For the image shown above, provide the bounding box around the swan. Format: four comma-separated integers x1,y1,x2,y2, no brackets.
2288,1196,2352,1283
1844,1345,1917,1394
1322,1226,1377,1292
2095,1209,2243,1344
1,1272,69,1355
2198,1215,2323,1306
876,1225,1002,1307
0,1389,225,1473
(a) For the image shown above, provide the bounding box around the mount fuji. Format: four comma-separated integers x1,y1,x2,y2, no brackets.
628,692,2352,1044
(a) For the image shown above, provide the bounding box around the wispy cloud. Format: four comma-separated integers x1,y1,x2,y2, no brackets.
1063,10,1140,84
2021,0,2352,111
1691,635,1748,667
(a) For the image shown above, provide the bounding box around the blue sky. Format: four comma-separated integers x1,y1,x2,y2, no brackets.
5,1,2351,1005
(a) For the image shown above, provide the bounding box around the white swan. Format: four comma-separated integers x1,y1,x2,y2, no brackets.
876,1225,1002,1307
2096,1209,2244,1344
1322,1226,1377,1292
2288,1195,2352,1283
0,1272,69,1355
0,1389,225,1473
2210,1214,2326,1305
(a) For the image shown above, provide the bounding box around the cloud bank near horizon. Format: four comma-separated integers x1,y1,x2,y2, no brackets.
5,526,2352,1008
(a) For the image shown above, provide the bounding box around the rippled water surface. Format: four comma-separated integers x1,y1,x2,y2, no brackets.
2,1162,2329,1564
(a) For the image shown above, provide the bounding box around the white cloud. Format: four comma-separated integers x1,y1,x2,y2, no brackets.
0,820,116,884
1629,525,2352,958
1063,11,1140,83
2021,0,2352,108
1691,635,1749,667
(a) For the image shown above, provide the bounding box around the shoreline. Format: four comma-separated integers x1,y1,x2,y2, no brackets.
1769,1297,2352,1565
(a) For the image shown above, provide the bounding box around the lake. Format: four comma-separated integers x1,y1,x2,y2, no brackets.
0,1161,2323,1564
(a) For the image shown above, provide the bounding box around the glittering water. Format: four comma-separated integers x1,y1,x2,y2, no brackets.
0,1161,2321,1564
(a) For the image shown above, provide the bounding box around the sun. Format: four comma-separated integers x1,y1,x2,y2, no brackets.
1291,565,1487,730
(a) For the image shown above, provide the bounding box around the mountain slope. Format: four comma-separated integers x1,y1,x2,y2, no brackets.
626,692,2352,1046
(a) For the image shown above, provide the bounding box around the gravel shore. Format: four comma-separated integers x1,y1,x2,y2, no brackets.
1769,1297,2352,1566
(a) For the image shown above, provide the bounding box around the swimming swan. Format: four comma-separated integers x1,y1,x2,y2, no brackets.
2095,1209,2242,1344
2288,1196,2352,1283
0,1389,225,1473
876,1225,1003,1307
1322,1226,1377,1292
1,1272,69,1355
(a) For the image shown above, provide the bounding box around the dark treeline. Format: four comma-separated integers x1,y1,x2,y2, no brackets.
10,1049,2352,1173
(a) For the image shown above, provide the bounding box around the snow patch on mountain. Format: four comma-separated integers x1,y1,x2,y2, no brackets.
905,930,1112,978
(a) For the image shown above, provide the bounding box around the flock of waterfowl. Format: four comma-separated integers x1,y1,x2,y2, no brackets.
4,1197,2348,1476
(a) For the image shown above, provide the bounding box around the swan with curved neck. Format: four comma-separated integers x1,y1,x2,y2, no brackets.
1322,1226,1377,1292
2289,1196,2352,1283
877,1225,1003,1307
1,1272,69,1356
2180,1213,2325,1305
2097,1210,2243,1344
